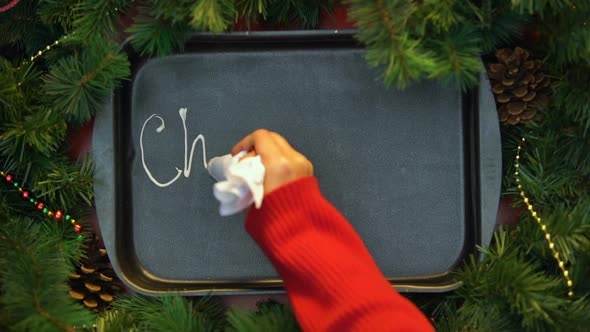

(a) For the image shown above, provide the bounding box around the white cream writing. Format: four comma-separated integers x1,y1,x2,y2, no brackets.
140,108,207,187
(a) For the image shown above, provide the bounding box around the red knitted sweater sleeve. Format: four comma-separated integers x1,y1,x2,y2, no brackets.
245,176,435,332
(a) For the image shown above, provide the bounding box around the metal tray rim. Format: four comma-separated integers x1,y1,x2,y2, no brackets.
93,31,500,295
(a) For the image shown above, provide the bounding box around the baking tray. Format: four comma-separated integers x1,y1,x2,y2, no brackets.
93,31,501,295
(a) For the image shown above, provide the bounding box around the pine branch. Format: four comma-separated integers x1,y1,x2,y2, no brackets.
42,35,85,66
190,0,236,32
535,2,590,66
43,38,130,124
434,297,520,332
0,0,61,56
72,0,130,40
551,64,590,135
545,27,590,68
0,59,45,120
571,253,590,296
346,0,435,89
477,9,527,54
146,0,194,23
0,180,39,220
452,230,590,330
127,6,191,57
33,154,94,211
416,0,466,32
515,203,590,266
0,147,94,219
236,0,271,21
508,110,590,210
0,215,93,331
106,295,227,331
428,24,482,91
190,296,228,331
0,58,22,111
0,60,67,165
0,107,67,157
510,0,583,15
227,300,300,332
513,147,582,206
37,0,78,31
265,0,334,29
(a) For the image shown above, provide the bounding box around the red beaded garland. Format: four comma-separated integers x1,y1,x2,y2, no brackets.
2,168,82,238
0,0,21,13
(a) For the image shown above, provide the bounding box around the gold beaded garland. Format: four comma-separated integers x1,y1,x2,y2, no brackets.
515,137,574,297
14,0,132,69
20,38,66,68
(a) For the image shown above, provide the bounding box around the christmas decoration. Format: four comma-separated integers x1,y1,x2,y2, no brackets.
1,170,84,237
514,137,574,297
69,234,123,312
0,0,20,13
487,47,552,125
23,38,63,66
1,1,589,331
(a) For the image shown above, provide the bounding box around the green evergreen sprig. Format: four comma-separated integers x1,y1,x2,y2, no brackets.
516,203,590,266
0,0,61,56
37,0,78,31
43,38,130,124
436,230,590,331
0,216,93,331
345,0,500,90
0,108,67,157
33,154,94,211
0,58,29,112
477,9,527,54
227,300,300,332
0,55,96,214
265,0,334,29
540,4,590,67
147,0,194,23
346,0,435,89
101,296,300,332
551,64,590,135
416,0,467,32
511,112,590,207
236,0,270,21
428,24,482,90
72,0,130,40
510,0,584,15
127,6,191,57
103,295,228,331
0,59,67,157
190,0,236,32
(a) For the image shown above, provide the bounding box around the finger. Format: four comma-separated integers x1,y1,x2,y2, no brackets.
231,129,281,159
231,130,264,154
269,132,295,153
238,150,257,162
270,132,311,168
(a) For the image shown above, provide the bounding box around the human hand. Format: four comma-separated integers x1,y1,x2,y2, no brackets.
232,129,313,194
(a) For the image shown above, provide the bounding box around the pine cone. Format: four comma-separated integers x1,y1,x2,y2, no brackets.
69,234,122,312
487,47,551,125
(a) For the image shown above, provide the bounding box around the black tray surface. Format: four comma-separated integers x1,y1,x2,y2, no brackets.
93,31,501,294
